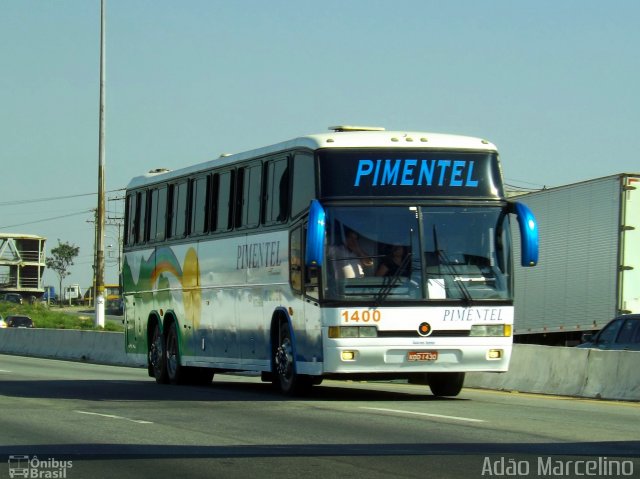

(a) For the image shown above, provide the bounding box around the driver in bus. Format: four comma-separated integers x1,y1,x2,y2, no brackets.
328,229,373,279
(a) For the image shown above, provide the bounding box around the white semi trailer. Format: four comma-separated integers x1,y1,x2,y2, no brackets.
513,174,639,345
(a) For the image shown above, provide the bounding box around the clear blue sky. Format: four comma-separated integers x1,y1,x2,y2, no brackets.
1,0,639,291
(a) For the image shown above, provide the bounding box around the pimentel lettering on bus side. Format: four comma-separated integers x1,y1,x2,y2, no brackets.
353,158,479,188
237,241,282,270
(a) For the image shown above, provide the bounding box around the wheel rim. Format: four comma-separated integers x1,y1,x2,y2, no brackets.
150,328,163,373
166,328,178,379
275,337,294,389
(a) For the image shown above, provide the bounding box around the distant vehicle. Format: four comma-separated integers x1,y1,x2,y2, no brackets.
2,293,23,305
5,315,34,328
577,314,640,351
42,286,57,302
0,315,6,328
84,284,121,312
512,174,639,346
63,284,82,303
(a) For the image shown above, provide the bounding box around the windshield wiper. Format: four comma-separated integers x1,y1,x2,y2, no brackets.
374,252,412,306
374,231,414,306
436,249,472,303
432,225,472,303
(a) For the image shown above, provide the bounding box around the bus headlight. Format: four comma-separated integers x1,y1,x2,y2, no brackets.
469,325,511,337
328,326,378,338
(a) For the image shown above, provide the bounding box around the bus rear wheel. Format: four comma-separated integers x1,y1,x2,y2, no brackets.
427,372,465,397
150,324,168,384
166,321,187,385
274,322,311,395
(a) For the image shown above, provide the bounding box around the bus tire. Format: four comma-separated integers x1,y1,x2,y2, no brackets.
427,372,465,397
274,321,311,396
165,321,187,385
150,324,169,384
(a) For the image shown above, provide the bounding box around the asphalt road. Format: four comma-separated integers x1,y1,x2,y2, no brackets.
0,354,638,479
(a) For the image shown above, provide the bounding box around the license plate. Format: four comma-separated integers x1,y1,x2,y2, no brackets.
408,351,438,361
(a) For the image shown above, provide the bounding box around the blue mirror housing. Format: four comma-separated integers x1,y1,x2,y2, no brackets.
305,199,326,267
510,201,539,267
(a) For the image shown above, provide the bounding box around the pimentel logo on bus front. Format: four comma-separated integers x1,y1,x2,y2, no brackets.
353,158,479,188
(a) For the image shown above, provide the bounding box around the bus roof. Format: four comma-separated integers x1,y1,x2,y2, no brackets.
126,128,497,190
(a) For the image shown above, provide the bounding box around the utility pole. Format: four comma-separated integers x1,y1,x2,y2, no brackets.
95,0,106,327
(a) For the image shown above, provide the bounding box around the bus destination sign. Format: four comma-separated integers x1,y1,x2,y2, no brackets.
317,150,504,199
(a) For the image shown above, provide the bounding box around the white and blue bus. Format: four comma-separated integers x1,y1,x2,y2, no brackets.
123,126,538,396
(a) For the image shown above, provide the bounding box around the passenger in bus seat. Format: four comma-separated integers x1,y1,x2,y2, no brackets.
375,245,410,277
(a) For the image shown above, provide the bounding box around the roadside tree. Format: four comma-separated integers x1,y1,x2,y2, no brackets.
45,240,80,307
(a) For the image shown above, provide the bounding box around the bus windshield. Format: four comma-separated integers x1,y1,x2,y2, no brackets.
323,206,512,302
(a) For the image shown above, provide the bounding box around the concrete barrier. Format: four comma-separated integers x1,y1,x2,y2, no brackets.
466,344,640,401
0,328,145,368
1,330,638,400
581,348,640,400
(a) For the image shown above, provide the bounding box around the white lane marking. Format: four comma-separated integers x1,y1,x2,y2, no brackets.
75,410,153,424
360,407,485,423
0,369,12,373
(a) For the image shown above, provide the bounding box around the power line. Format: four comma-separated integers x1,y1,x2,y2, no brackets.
0,209,94,230
0,188,125,207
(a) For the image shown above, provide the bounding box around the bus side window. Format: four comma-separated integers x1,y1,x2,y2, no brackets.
291,152,315,218
214,170,234,232
190,175,209,236
236,163,262,229
148,186,168,242
125,193,136,246
138,190,147,243
263,157,289,225
148,189,157,241
168,181,188,239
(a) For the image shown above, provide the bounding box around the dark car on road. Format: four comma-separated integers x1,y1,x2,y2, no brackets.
2,293,23,305
5,315,34,328
577,314,640,351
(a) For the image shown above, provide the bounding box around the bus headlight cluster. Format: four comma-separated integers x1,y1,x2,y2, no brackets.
469,324,512,337
328,326,378,338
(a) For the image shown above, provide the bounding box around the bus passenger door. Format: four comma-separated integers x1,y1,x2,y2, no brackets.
290,222,323,371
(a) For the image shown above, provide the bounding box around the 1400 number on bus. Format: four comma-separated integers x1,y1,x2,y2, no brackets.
341,309,381,323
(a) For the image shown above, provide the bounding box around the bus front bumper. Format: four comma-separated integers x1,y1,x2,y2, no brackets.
322,341,512,374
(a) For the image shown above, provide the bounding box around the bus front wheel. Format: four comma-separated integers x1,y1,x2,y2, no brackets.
274,322,311,395
427,372,465,397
